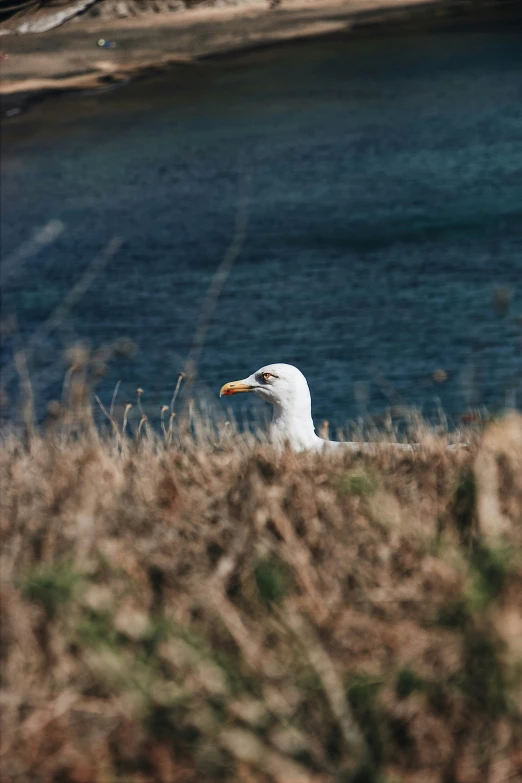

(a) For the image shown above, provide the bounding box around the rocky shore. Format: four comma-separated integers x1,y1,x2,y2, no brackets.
1,0,520,111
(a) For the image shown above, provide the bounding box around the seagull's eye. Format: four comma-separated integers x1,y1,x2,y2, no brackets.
261,372,273,383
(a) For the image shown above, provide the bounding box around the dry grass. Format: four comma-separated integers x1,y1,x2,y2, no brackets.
1,375,522,783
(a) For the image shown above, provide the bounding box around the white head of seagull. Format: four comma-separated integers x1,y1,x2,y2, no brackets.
220,363,421,452
219,363,466,453
220,363,325,451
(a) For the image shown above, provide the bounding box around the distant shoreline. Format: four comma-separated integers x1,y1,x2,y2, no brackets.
1,0,521,114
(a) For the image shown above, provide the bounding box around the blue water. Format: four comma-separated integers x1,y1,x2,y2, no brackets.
2,23,522,430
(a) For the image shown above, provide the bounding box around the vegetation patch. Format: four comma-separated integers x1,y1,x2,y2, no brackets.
1,404,522,783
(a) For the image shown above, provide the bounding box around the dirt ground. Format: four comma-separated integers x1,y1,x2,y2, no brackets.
1,0,519,101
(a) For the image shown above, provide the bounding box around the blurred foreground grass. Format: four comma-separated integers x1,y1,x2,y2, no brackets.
1,374,522,783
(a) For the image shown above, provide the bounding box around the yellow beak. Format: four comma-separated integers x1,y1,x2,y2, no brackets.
220,380,253,397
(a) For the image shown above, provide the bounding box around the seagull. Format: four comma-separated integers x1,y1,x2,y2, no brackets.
220,362,414,452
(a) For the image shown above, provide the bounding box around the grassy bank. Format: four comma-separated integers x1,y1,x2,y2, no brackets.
1,399,522,782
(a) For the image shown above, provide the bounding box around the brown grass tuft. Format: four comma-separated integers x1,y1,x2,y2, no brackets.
1,402,521,783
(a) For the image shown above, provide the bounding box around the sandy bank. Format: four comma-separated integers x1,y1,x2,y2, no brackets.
1,0,520,107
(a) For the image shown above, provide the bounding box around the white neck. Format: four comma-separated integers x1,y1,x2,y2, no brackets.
269,395,320,451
